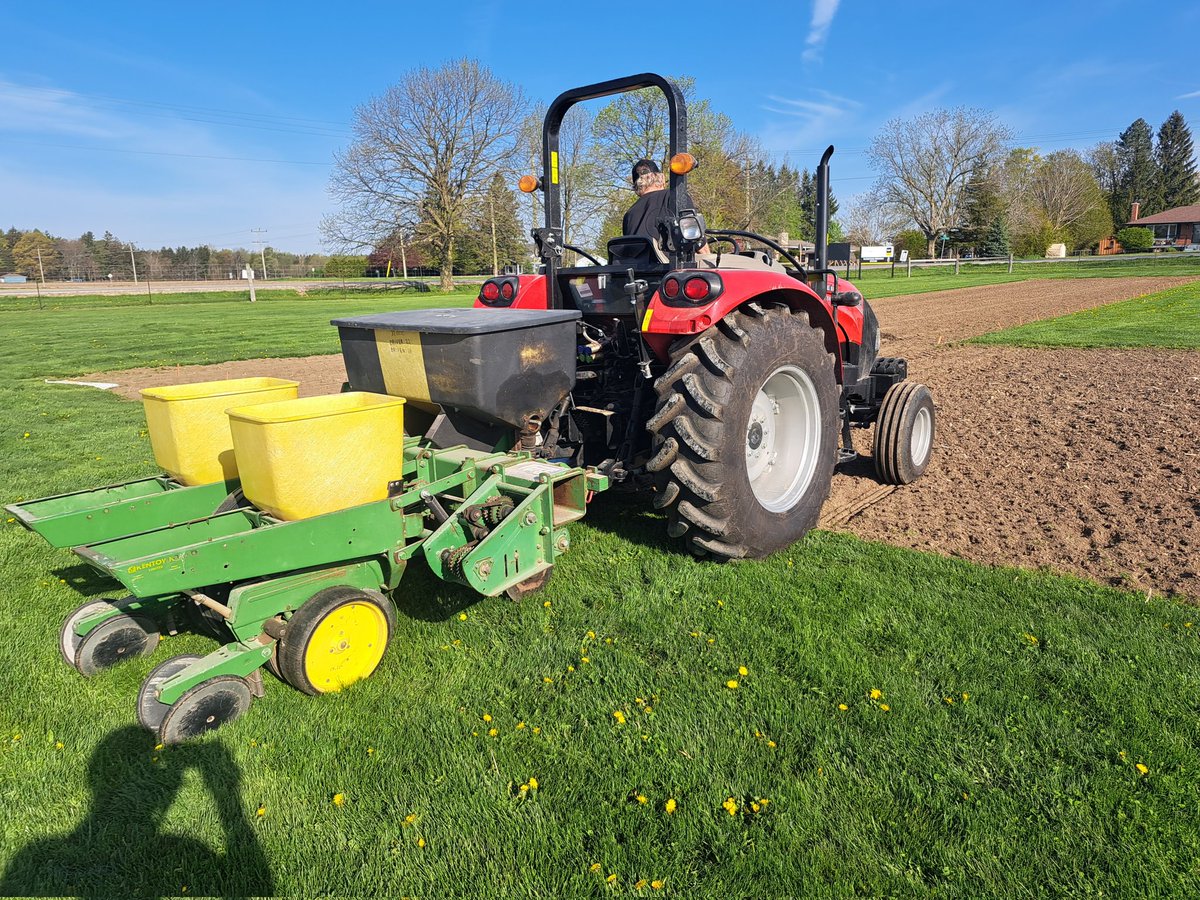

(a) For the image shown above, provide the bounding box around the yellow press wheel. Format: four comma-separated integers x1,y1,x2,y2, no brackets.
277,587,396,696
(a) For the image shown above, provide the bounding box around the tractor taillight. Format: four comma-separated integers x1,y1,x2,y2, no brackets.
662,277,680,298
683,277,710,300
500,281,514,300
481,282,501,303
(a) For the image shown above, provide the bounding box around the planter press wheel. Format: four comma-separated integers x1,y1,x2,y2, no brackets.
138,654,204,732
872,382,936,485
66,599,160,676
158,676,254,745
277,587,396,696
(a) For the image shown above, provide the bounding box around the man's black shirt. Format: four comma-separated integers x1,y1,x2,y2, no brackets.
622,189,673,241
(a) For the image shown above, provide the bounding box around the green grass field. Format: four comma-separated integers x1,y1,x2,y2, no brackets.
971,281,1200,349
835,253,1200,299
2,291,1199,896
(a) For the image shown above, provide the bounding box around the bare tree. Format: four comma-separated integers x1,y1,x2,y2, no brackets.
1030,150,1105,232
323,59,527,291
843,192,907,246
867,107,1012,256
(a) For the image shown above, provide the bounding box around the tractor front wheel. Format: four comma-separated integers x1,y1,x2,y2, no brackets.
647,304,838,560
873,382,935,485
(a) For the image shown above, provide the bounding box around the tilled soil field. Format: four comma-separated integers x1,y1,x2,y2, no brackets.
84,276,1199,599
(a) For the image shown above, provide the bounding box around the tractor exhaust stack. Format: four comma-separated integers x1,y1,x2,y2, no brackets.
814,145,834,297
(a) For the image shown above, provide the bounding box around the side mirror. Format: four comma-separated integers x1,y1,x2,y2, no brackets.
831,289,863,307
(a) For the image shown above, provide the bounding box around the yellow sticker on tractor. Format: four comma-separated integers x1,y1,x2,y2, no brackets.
551,151,559,184
641,307,654,331
375,330,432,402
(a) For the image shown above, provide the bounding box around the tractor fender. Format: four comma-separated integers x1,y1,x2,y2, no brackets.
474,274,548,309
641,271,846,382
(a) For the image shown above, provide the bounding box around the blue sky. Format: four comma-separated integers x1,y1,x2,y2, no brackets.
3,1,1199,252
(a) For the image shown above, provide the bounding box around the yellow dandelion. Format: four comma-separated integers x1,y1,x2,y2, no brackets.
759,797,769,807
1119,750,1127,759
738,665,748,677
726,680,739,689
838,703,848,711
605,637,613,644
55,741,63,750
587,630,596,639
690,631,699,637
643,705,652,714
751,801,760,813
606,873,618,884
717,600,724,607
767,740,776,748
488,728,498,737
417,837,426,848
613,710,626,725
542,676,553,683
529,777,539,790
567,665,575,673
944,697,955,705
636,794,648,805
483,713,492,722
581,656,590,664
533,726,541,734
590,862,602,873
1185,622,1193,628
722,797,738,816
404,813,417,825
458,612,468,621
332,793,346,806
519,783,529,793
651,880,664,889
543,600,551,608
879,704,890,712
869,689,882,700
1136,763,1149,775
665,798,677,814
516,721,526,730
1024,632,1039,645
962,692,970,701
154,743,164,751
707,638,715,644
367,746,375,755
636,879,648,889
256,805,266,817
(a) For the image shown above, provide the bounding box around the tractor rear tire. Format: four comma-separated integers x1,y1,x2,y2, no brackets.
277,586,396,696
872,382,935,485
647,304,838,560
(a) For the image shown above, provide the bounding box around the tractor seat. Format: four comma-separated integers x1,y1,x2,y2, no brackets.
607,235,669,269
695,251,784,272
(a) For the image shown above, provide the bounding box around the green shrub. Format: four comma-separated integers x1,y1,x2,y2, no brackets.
894,229,929,259
1115,226,1154,253
324,254,369,278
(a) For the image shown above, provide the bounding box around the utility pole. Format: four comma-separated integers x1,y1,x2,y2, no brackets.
400,236,408,279
129,244,138,284
36,247,46,285
251,228,268,280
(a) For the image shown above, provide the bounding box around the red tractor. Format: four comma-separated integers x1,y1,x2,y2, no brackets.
354,74,935,561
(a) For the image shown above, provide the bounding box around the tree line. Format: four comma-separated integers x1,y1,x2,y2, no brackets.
324,61,844,290
859,108,1197,260
0,228,333,281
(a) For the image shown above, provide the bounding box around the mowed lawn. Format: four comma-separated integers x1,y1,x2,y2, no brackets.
972,280,1200,349
2,293,1199,896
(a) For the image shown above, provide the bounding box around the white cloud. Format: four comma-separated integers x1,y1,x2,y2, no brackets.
803,0,842,64
1177,88,1200,100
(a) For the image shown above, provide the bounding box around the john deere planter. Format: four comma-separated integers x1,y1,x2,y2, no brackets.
10,310,607,744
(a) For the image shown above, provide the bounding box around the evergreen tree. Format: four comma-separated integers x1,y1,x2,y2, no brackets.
0,230,13,272
956,170,1006,253
1155,111,1198,210
1114,118,1158,221
980,216,1010,258
797,169,839,242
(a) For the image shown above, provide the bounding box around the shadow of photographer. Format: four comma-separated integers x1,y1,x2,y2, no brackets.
1,726,273,898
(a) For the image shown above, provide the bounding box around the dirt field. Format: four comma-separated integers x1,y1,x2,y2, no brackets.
83,275,1200,599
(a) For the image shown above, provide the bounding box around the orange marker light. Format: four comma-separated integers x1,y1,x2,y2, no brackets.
669,153,697,175
518,175,540,193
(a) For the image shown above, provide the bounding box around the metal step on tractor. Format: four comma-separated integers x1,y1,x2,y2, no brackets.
8,73,933,744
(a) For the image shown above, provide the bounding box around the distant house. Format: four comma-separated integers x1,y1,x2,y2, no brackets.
1,273,28,284
1126,201,1200,250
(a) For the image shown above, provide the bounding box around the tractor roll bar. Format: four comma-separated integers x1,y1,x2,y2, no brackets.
538,74,689,306
542,73,689,234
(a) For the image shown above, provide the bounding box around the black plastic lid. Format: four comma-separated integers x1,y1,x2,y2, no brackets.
332,308,581,335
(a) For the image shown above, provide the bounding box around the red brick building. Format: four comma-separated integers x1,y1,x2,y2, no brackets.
1127,201,1200,250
